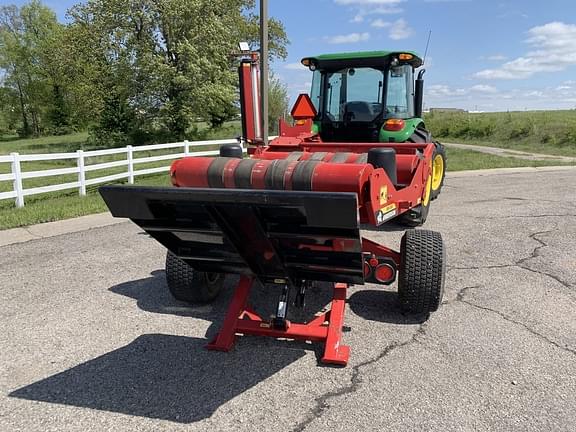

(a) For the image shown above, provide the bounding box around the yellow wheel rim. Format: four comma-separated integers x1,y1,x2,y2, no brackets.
431,154,444,191
422,174,432,207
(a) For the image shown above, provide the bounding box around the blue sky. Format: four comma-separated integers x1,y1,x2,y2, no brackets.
15,0,576,111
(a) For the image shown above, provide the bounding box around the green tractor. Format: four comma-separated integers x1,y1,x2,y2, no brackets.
301,50,446,200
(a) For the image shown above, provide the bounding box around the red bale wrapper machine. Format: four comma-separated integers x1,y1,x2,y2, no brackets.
100,50,447,366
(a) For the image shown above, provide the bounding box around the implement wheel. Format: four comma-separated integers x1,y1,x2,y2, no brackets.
398,229,446,314
165,251,225,303
431,143,446,200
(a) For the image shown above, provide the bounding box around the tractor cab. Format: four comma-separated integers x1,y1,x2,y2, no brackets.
301,51,425,143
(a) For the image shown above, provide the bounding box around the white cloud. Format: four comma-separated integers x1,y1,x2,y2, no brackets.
427,84,468,97
336,0,403,24
350,14,364,23
425,81,576,111
284,62,306,70
470,84,498,93
483,54,508,61
474,22,576,80
335,0,402,4
371,18,391,28
389,18,414,40
324,32,370,44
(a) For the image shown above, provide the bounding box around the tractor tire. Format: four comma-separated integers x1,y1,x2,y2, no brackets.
408,127,432,143
397,202,429,227
165,251,225,304
396,168,433,227
431,143,446,200
398,229,446,314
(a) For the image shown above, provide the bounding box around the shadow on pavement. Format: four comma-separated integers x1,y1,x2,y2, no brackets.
10,333,305,423
10,273,421,422
9,271,331,423
348,289,429,324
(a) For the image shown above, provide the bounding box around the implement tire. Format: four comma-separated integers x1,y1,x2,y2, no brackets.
165,251,225,304
398,229,446,314
431,143,446,200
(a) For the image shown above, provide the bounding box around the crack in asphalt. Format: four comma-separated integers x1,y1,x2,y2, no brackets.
444,231,576,358
22,227,44,239
451,285,576,358
448,229,573,290
290,324,427,432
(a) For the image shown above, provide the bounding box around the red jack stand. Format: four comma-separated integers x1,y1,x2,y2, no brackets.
206,275,350,366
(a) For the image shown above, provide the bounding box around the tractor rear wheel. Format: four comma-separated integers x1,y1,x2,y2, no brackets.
397,172,432,227
165,251,225,303
398,229,446,314
431,143,446,200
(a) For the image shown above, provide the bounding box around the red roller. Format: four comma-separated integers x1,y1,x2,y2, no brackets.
312,163,373,194
223,158,242,188
170,157,213,187
250,159,275,189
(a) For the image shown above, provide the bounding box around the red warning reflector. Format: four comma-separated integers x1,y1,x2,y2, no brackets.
374,263,395,283
291,94,317,120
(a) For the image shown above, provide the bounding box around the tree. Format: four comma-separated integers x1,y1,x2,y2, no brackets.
268,73,289,134
67,0,289,145
0,1,72,137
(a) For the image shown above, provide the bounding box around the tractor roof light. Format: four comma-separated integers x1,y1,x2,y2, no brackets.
399,53,413,61
384,119,405,132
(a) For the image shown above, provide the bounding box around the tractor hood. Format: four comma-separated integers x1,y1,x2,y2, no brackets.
302,50,423,71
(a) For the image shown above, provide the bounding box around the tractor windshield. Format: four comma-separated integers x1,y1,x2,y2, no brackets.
311,67,384,123
309,62,415,142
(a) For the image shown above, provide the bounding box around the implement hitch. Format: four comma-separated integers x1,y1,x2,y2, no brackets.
206,276,350,366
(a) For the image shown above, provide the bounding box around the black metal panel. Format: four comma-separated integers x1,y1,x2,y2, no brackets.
99,186,363,284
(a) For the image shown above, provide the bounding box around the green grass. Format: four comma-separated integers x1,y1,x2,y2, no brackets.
0,173,170,230
446,147,574,171
0,132,90,154
424,110,576,157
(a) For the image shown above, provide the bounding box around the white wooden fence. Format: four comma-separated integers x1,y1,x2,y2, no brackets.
0,138,243,208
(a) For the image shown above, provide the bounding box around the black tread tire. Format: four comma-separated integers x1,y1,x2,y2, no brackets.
398,229,446,314
165,251,225,304
397,202,429,227
408,127,432,143
431,142,446,201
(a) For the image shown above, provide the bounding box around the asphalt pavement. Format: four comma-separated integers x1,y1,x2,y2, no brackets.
1,167,575,431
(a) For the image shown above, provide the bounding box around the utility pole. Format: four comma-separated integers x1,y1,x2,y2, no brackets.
260,0,269,144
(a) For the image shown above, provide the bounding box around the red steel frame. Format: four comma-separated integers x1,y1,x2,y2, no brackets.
207,276,350,366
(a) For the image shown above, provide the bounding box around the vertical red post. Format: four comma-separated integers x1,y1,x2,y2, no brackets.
321,283,350,366
206,275,254,352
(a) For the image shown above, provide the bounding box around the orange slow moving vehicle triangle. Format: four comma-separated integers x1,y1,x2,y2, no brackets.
291,94,317,119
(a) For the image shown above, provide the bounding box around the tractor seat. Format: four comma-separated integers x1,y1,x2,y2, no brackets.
344,101,374,122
